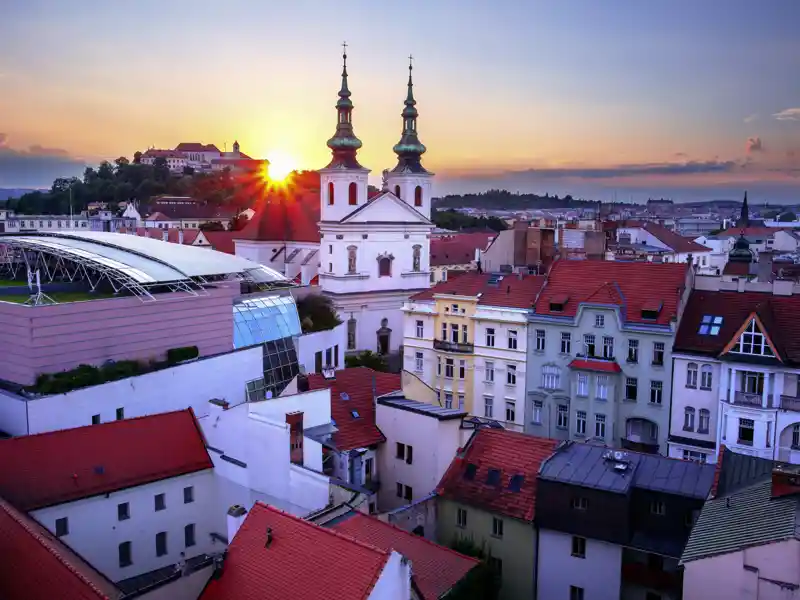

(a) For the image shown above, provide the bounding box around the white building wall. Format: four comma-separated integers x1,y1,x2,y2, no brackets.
384,172,433,221
667,356,721,462
319,169,370,223
295,322,347,373
367,551,412,600
339,291,414,355
537,529,622,600
32,470,221,583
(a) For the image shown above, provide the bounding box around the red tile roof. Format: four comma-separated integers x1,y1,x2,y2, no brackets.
722,261,751,276
307,368,399,451
436,429,558,522
673,289,800,365
199,230,237,254
430,233,495,267
534,260,688,326
175,142,220,153
332,513,478,600
0,410,212,511
719,226,787,238
235,189,320,243
0,497,121,600
642,222,710,253
200,503,390,600
142,149,187,159
410,272,546,309
568,358,622,373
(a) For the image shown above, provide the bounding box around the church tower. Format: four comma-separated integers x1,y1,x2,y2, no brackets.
737,190,750,228
385,56,433,220
319,44,370,223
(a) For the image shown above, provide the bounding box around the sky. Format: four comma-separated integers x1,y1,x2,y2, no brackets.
1,0,799,202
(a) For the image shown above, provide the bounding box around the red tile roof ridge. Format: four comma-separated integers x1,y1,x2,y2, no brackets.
0,496,117,599
709,445,726,499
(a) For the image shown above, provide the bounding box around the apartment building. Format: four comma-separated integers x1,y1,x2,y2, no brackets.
402,272,545,430
526,260,690,454
669,277,800,464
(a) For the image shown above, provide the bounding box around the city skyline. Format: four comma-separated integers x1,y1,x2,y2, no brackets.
1,0,799,201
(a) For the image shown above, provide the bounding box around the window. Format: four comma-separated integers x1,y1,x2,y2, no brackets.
441,322,447,341
698,409,710,433
628,339,639,363
571,536,587,559
508,330,518,350
625,377,637,401
485,361,495,382
461,324,468,343
505,401,516,422
576,373,588,397
486,328,495,347
651,500,666,516
602,336,614,359
682,450,707,463
116,407,124,420
327,182,334,205
394,184,401,199
535,329,546,351
119,541,132,568
686,363,698,388
561,332,572,354
414,352,423,372
412,245,421,272
456,508,467,528
650,381,663,405
488,556,503,578
118,502,130,521
683,407,696,431
458,394,464,410
541,365,560,389
444,393,453,409
792,424,800,449
484,396,494,418
347,246,357,274
652,342,665,365
531,400,542,424
595,314,605,328
732,319,775,356
396,442,406,460
450,323,459,343
396,482,404,498
55,517,69,537
185,524,196,548
570,586,585,600
700,365,713,390
436,356,441,376
738,418,755,445
156,531,167,557
378,256,392,277
596,375,609,400
415,320,424,338
347,318,357,350
557,404,569,429
459,359,466,379
348,181,357,205
445,358,454,378
571,497,588,511
492,517,504,538
506,364,517,385
406,445,414,465
154,493,166,512
576,410,586,435
414,185,423,207
698,314,724,335
584,334,596,357
595,414,606,438
92,414,101,425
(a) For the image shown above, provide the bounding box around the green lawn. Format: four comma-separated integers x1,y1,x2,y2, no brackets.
0,291,118,304
0,279,28,287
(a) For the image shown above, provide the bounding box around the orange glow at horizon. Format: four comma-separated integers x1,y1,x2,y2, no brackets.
265,150,298,181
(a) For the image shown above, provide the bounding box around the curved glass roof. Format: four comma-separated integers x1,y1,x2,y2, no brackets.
233,294,302,349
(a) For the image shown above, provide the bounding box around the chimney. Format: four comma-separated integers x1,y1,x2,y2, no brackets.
757,252,773,283
162,229,169,242
178,229,184,244
227,505,247,543
771,465,800,499
265,527,273,548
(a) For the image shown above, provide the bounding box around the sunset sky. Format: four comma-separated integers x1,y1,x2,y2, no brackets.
1,0,799,201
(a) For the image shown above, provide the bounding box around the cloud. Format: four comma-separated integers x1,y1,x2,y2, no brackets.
673,152,688,159
746,137,764,153
0,135,86,187
773,108,800,121
0,133,6,147
744,113,760,124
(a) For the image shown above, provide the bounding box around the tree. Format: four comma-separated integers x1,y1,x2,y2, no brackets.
228,213,249,231
446,537,501,600
97,161,115,180
345,351,389,372
132,151,143,164
199,221,225,231
114,156,130,172
296,294,342,333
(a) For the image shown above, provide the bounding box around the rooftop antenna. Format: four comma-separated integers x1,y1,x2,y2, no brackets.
69,184,74,226
24,267,55,306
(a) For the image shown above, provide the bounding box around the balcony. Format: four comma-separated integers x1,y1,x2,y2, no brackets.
780,395,800,412
433,339,474,354
621,562,681,592
726,391,774,408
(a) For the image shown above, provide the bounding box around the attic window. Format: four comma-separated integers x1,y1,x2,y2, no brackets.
508,474,525,492
464,463,477,481
340,392,350,401
698,315,723,336
549,294,569,312
351,410,360,419
486,468,501,487
641,301,662,320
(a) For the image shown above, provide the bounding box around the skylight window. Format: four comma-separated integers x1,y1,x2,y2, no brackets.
351,410,360,419
486,468,501,486
464,463,477,481
340,392,350,401
508,474,525,492
698,315,723,335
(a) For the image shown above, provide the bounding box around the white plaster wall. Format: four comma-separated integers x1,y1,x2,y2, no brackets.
319,170,369,223
384,173,433,220
0,390,28,436
32,470,221,583
296,322,347,373
367,551,412,600
18,347,263,434
668,357,720,449
537,529,622,600
338,294,411,354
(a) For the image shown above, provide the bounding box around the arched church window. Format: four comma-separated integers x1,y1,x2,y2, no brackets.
412,245,421,272
348,182,357,206
328,182,335,206
414,186,422,207
378,256,392,277
347,246,357,274
394,185,401,199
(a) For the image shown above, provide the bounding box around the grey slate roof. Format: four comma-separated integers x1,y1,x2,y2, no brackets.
680,479,800,563
377,394,467,420
539,442,714,499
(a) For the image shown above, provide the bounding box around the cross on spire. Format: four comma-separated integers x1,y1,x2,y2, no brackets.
342,41,348,57
408,54,413,69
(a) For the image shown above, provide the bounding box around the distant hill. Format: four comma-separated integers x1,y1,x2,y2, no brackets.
0,188,43,202
433,189,600,210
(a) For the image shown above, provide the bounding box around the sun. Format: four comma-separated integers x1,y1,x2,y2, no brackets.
265,150,297,181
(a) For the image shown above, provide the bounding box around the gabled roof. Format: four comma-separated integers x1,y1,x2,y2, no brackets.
410,272,546,309
331,512,479,600
199,230,237,255
307,368,400,451
235,189,320,243
0,410,213,511
673,289,800,365
339,191,432,225
430,233,495,266
200,503,390,600
642,222,710,254
175,142,220,153
436,429,558,522
533,260,687,326
0,496,122,600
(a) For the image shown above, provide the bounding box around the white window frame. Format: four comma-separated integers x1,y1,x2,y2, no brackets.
561,332,571,354
532,400,542,424
486,328,495,347
700,365,713,390
686,363,698,388
485,361,495,383
596,375,609,400
508,330,518,350
484,396,494,418
535,329,546,352
650,380,663,404
541,365,560,390
557,404,569,429
506,364,517,386
576,373,588,397
594,414,606,438
595,314,605,328
415,320,424,338
415,352,423,372
576,410,586,435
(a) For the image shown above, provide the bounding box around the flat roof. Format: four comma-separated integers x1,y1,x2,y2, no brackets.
377,393,467,420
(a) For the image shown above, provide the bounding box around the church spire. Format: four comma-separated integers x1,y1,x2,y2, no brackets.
391,55,428,174
738,190,750,227
325,42,363,170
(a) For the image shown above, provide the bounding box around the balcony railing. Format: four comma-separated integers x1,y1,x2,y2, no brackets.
728,391,774,408
780,395,800,412
433,339,474,354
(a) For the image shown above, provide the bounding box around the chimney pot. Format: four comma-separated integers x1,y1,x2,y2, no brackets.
226,505,248,543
